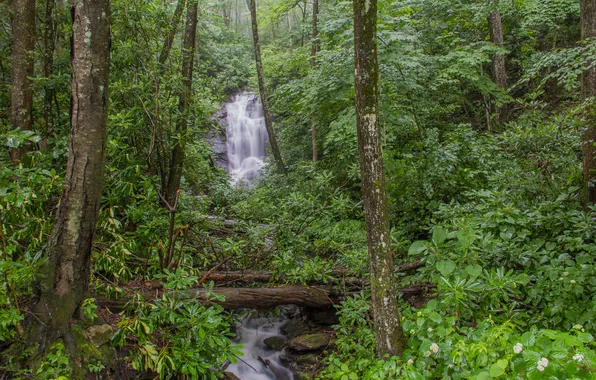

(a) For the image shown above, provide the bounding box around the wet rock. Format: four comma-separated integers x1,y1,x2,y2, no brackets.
206,129,228,170
305,306,339,325
296,353,320,365
281,318,310,339
263,336,286,350
288,333,328,352
85,324,113,347
294,371,315,380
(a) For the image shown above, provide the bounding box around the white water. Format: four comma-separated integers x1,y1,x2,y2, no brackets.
227,317,294,380
225,93,268,185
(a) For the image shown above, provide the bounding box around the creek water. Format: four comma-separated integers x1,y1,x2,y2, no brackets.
227,317,295,380
225,93,268,185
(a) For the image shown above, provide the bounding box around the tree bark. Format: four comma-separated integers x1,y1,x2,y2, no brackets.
32,0,110,353
9,0,36,162
488,3,508,124
249,0,285,172
97,284,435,311
158,0,187,67
310,0,319,162
40,0,57,142
166,0,198,206
353,0,407,358
582,0,596,204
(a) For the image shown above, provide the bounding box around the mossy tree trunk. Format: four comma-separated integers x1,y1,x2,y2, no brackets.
249,0,285,172
166,0,198,206
31,0,110,354
582,0,596,204
40,0,56,142
9,0,36,162
310,0,319,162
353,0,407,358
488,1,508,125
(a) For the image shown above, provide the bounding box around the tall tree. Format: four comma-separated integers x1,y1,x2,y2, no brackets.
158,0,187,67
9,0,36,162
488,1,508,124
249,0,285,172
40,0,56,141
310,0,319,162
32,0,111,352
353,0,406,358
582,0,596,204
166,0,198,206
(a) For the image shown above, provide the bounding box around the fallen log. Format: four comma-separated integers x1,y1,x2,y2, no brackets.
97,283,435,312
199,262,423,285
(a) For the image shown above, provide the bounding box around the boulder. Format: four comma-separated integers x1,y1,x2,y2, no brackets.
296,354,320,365
263,336,286,351
281,318,310,339
85,324,113,347
287,333,328,352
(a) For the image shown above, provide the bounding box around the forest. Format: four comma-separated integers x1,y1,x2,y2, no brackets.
1,0,596,379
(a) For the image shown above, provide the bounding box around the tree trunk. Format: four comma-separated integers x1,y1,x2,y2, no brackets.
582,0,596,204
32,0,110,354
158,0,187,67
249,0,285,172
353,0,407,358
488,3,508,124
310,0,319,162
166,0,198,206
40,0,56,142
9,0,36,163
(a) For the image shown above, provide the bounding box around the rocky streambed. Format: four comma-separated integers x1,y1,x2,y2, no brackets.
225,307,338,380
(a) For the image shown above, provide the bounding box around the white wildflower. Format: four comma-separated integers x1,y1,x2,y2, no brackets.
410,329,415,335
563,272,569,276
448,364,454,369
559,277,565,281
430,343,439,354
423,350,431,357
513,343,523,354
407,359,414,365
536,358,549,371
427,327,433,333
573,324,583,331
573,354,584,363
570,280,577,284
417,311,423,317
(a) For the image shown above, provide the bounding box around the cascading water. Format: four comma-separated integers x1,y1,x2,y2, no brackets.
225,93,268,185
227,317,295,380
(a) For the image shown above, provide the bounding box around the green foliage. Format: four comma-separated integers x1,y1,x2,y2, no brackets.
36,343,72,380
114,271,240,379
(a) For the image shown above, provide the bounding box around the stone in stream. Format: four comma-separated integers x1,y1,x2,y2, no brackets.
280,318,310,339
287,333,328,352
263,336,287,350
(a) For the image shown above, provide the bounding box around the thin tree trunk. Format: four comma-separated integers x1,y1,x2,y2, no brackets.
310,0,319,162
9,0,36,162
32,0,110,354
488,3,508,124
166,0,198,206
249,0,285,172
353,0,407,358
582,0,596,204
158,0,187,66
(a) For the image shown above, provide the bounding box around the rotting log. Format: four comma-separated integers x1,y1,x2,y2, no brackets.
96,283,435,312
199,262,423,285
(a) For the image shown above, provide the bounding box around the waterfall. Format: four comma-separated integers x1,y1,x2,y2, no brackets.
227,317,294,380
225,93,268,185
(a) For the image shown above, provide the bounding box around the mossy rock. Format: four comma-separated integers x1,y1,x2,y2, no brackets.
263,336,286,350
287,333,328,352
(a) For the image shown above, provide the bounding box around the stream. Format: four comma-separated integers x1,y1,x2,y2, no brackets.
227,317,295,380
225,92,268,186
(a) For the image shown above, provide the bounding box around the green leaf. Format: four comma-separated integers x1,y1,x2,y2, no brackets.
489,362,506,377
465,264,482,278
408,241,427,256
429,312,442,323
432,227,447,245
578,333,594,343
436,260,456,277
